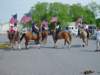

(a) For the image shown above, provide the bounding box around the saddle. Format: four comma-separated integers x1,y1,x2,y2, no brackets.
32,32,37,35
32,28,39,35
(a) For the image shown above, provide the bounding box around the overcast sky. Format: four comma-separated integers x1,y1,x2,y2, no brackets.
0,0,99,23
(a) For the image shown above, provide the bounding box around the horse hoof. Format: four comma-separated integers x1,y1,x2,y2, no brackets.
82,44,85,47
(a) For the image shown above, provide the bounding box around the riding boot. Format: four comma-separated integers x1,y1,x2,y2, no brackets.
86,30,89,38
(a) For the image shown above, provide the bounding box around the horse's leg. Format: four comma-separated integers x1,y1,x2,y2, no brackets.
84,38,88,46
54,39,57,48
86,38,88,46
63,39,67,48
10,40,13,48
25,38,29,49
66,38,71,48
17,42,21,49
17,36,21,49
53,35,57,48
25,41,28,49
44,36,47,44
82,38,86,47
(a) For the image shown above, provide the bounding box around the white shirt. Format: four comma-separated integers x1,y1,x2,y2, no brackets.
34,25,39,30
56,25,60,29
96,30,100,40
84,25,88,29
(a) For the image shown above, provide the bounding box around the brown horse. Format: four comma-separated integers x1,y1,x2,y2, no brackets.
79,28,89,47
51,30,72,48
20,31,42,48
41,30,48,44
7,31,21,49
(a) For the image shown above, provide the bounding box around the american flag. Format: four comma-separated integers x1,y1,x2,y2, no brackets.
9,14,17,26
50,16,58,23
42,20,48,27
20,15,32,24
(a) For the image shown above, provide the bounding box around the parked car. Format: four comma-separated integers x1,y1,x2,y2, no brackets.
88,25,97,35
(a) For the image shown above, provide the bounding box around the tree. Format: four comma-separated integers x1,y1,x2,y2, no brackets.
87,2,100,18
70,4,96,24
31,2,48,23
29,2,96,28
96,18,100,27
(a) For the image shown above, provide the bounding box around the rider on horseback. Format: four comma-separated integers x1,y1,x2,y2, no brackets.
9,14,18,34
41,19,48,31
32,22,40,44
32,22,39,35
75,16,83,37
9,24,15,33
55,22,62,40
56,22,61,33
50,16,58,33
83,23,89,38
50,16,58,40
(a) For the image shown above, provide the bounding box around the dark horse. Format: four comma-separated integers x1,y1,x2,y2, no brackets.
7,31,21,49
51,30,72,48
41,30,48,44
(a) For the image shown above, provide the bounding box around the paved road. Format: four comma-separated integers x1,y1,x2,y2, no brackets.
0,35,100,75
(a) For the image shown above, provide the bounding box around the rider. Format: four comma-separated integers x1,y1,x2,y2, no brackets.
75,16,83,37
50,16,58,33
83,23,89,38
41,19,48,31
9,14,18,33
9,24,15,33
56,22,61,34
32,22,39,35
50,16,59,40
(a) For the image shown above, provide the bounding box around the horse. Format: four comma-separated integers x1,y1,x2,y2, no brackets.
79,28,89,47
40,19,49,44
41,30,48,44
7,31,21,49
20,31,42,48
51,29,72,48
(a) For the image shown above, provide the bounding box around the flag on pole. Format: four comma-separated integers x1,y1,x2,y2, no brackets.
9,14,17,26
42,20,48,27
20,15,32,24
50,16,58,23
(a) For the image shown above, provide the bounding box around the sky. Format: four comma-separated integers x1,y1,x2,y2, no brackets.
0,0,100,23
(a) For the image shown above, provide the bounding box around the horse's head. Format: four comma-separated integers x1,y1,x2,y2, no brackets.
79,28,85,34
7,31,19,41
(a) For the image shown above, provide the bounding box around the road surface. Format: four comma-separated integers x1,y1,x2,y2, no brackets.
0,35,100,75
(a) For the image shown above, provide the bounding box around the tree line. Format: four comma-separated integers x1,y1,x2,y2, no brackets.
26,2,100,28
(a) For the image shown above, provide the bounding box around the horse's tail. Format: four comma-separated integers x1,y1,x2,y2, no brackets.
20,33,25,42
68,32,72,41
